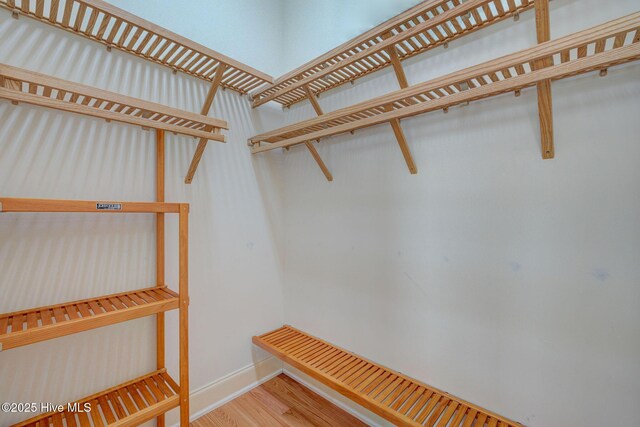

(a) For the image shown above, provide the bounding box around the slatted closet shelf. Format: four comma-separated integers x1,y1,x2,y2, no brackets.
0,197,191,426
0,63,228,142
250,13,640,153
0,0,273,94
0,286,178,351
251,0,535,108
254,326,523,427
12,369,180,427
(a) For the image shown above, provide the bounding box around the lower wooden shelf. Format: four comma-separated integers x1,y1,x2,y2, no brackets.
254,325,523,427
12,369,180,427
0,286,179,351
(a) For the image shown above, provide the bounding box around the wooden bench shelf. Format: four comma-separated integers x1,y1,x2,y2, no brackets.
0,0,273,95
12,369,180,427
251,0,535,108
249,13,640,154
0,286,178,351
0,63,228,142
254,325,523,427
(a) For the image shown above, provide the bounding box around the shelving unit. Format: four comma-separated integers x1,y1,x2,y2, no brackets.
254,325,523,427
251,0,535,108
249,13,640,164
0,196,190,427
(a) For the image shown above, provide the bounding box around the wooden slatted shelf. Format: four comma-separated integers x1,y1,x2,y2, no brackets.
251,0,535,108
11,369,180,427
0,63,228,142
254,325,523,427
0,0,273,94
249,13,640,153
0,286,178,351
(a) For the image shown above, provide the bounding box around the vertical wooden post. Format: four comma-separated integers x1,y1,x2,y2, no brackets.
155,129,165,427
534,0,554,159
179,203,190,426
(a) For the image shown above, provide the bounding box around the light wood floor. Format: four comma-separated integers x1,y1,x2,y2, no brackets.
190,374,368,426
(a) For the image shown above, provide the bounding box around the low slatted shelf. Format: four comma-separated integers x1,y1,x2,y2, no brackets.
0,63,228,142
249,13,640,153
251,0,535,108
0,286,178,351
0,0,273,94
254,325,523,427
11,369,180,427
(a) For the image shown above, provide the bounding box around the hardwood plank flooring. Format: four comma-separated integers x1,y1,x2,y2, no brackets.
191,374,368,426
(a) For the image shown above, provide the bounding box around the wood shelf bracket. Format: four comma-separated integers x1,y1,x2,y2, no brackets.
385,33,418,175
302,84,333,181
184,64,227,184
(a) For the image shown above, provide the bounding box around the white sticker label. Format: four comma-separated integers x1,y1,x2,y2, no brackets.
96,203,122,211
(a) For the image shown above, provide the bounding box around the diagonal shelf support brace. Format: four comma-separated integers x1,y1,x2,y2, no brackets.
534,0,554,159
302,84,333,181
384,35,418,174
184,64,227,184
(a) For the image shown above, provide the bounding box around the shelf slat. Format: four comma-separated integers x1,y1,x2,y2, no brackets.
0,286,178,351
11,369,180,427
0,198,183,213
0,0,272,94
254,325,523,427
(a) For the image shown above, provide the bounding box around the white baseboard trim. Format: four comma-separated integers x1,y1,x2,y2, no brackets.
166,356,283,426
283,364,392,427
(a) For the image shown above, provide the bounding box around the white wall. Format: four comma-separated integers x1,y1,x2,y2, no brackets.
0,6,285,426
271,1,640,426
